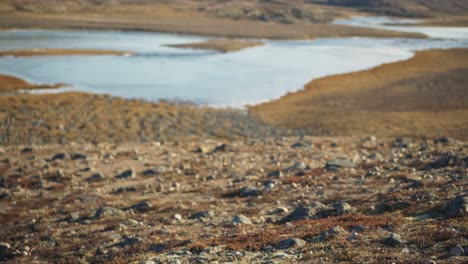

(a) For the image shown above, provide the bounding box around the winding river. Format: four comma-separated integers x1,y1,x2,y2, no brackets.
1,17,468,107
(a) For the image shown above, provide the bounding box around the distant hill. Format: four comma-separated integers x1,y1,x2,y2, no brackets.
323,0,468,17
3,0,468,21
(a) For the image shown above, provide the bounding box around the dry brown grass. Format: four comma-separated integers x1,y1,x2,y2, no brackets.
166,39,264,53
250,48,468,139
0,1,427,39
0,74,63,92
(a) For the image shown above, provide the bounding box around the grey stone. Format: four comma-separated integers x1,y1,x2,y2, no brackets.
231,215,252,224
326,226,347,236
393,137,412,148
143,165,167,176
281,205,314,223
239,186,261,197
114,237,142,248
284,161,307,173
268,170,283,178
291,141,312,149
450,245,464,256
434,137,462,146
382,233,407,246
277,238,306,249
52,153,66,161
116,169,134,179
325,158,355,171
333,202,354,215
444,196,468,218
130,201,152,213
70,153,87,160
86,173,104,183
190,210,214,220
94,206,126,219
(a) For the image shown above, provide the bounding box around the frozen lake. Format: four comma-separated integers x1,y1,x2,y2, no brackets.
1,17,468,107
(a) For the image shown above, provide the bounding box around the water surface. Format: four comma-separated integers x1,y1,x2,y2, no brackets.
1,17,468,107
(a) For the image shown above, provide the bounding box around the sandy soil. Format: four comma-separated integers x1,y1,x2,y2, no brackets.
166,39,264,53
0,11,426,40
0,74,63,93
250,48,468,139
0,48,133,57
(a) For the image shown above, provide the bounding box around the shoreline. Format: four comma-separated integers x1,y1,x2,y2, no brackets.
165,39,264,53
0,74,64,93
0,48,133,57
250,48,468,139
0,13,427,40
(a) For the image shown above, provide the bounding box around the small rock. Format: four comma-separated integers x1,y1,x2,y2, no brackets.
281,205,313,222
450,245,464,256
173,214,183,221
68,212,81,222
333,202,354,215
326,226,347,236
382,233,407,246
21,147,33,153
393,137,412,148
130,201,152,213
277,238,306,249
268,170,283,178
325,158,355,171
231,215,252,225
190,210,214,219
434,137,462,146
239,186,261,197
115,186,137,194
52,153,66,161
143,165,167,176
286,161,307,172
114,237,142,248
444,196,468,218
0,242,10,250
116,169,134,179
196,146,210,153
94,206,126,219
122,219,140,227
211,144,229,153
291,141,312,149
86,173,104,183
70,153,87,160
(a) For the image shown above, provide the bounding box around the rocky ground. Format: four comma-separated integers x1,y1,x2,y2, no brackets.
0,135,466,263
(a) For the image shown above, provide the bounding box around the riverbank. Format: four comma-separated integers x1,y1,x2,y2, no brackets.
0,12,427,40
0,48,133,57
0,74,63,93
250,48,468,139
166,39,263,53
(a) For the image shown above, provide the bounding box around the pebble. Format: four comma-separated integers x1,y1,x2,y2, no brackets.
382,233,407,246
114,237,142,248
70,153,87,160
116,169,135,179
86,173,105,183
325,158,355,171
444,195,467,218
94,206,126,219
51,153,67,161
174,214,183,221
277,238,306,249
450,245,464,256
239,186,260,197
231,215,252,225
130,201,152,213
